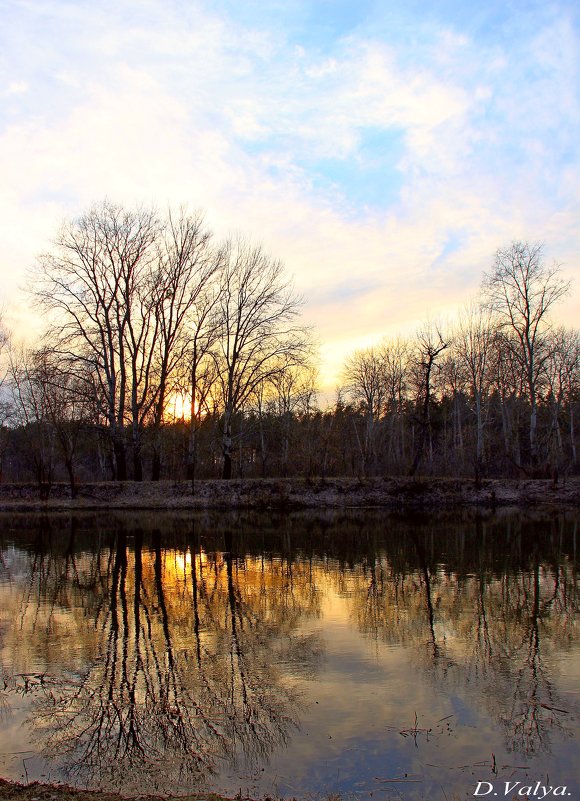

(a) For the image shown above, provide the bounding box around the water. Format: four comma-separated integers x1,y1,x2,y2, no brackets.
0,510,578,800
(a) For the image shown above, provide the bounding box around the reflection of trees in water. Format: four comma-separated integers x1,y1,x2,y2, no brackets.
33,531,227,788
490,551,576,755
5,524,322,792
1,511,578,782
341,516,579,757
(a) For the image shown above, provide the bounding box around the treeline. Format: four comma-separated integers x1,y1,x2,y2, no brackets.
0,206,577,491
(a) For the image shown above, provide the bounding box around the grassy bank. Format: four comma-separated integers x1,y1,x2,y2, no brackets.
0,476,578,512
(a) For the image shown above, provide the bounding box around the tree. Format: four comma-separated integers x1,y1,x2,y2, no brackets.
251,361,318,477
0,312,10,481
9,346,56,494
33,202,221,481
490,330,525,469
382,337,410,469
408,323,449,476
269,362,318,477
342,346,387,475
542,327,580,470
482,242,570,466
454,304,496,484
214,238,310,479
34,202,161,480
148,209,217,480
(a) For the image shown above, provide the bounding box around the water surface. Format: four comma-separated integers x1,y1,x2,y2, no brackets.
0,510,578,800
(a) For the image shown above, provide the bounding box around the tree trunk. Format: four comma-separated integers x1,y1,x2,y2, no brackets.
151,451,161,481
475,392,484,488
409,375,431,476
186,417,197,482
65,457,77,499
529,397,538,465
222,414,233,479
259,418,267,477
499,392,511,460
475,392,484,465
151,376,168,482
132,418,143,480
282,414,290,477
187,355,198,482
133,445,143,482
113,436,127,482
570,403,577,465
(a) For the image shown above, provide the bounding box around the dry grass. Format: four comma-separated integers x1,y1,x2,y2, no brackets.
0,476,578,512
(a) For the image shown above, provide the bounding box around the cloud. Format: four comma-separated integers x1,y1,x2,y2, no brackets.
0,0,578,386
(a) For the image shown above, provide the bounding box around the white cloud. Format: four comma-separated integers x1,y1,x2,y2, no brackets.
0,0,578,384
5,81,29,95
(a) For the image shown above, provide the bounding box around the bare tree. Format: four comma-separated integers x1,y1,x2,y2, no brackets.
8,346,55,495
542,327,580,470
342,346,387,475
490,330,525,468
270,362,318,477
149,209,217,480
0,313,10,481
32,203,223,482
251,361,318,477
408,323,449,476
34,202,160,480
454,303,496,484
382,337,410,469
214,238,310,479
482,242,570,465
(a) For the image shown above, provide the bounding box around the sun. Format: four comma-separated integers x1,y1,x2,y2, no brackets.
166,392,192,422
164,393,205,422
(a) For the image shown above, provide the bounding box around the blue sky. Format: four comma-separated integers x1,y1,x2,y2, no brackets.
1,0,578,384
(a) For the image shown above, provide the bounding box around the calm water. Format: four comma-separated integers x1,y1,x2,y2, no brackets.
0,510,578,800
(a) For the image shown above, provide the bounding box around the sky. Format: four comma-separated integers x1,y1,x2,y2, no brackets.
1,0,579,389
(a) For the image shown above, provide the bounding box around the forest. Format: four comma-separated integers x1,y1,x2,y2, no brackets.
0,202,577,491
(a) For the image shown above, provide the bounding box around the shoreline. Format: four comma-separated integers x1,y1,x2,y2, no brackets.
0,779,236,801
0,476,578,512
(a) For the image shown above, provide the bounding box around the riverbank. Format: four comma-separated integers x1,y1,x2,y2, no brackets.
0,778,527,801
0,476,578,512
0,780,233,801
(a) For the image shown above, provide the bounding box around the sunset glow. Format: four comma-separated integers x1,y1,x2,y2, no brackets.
1,0,578,389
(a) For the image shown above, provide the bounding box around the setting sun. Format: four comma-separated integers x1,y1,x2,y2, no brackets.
166,392,191,423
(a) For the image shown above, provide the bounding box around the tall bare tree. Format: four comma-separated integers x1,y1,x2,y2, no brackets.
34,202,160,480
382,337,410,468
343,346,387,475
0,313,10,481
8,346,55,494
482,242,570,465
454,303,496,484
490,330,525,468
542,327,580,469
32,203,224,482
408,323,449,476
149,209,217,480
214,238,309,479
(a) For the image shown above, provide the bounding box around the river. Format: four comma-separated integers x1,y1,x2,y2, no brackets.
0,510,578,800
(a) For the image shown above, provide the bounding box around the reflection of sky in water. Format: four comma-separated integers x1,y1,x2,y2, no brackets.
0,512,579,800
249,593,580,799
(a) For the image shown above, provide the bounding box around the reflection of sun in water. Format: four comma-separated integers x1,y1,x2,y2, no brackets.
172,550,208,580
